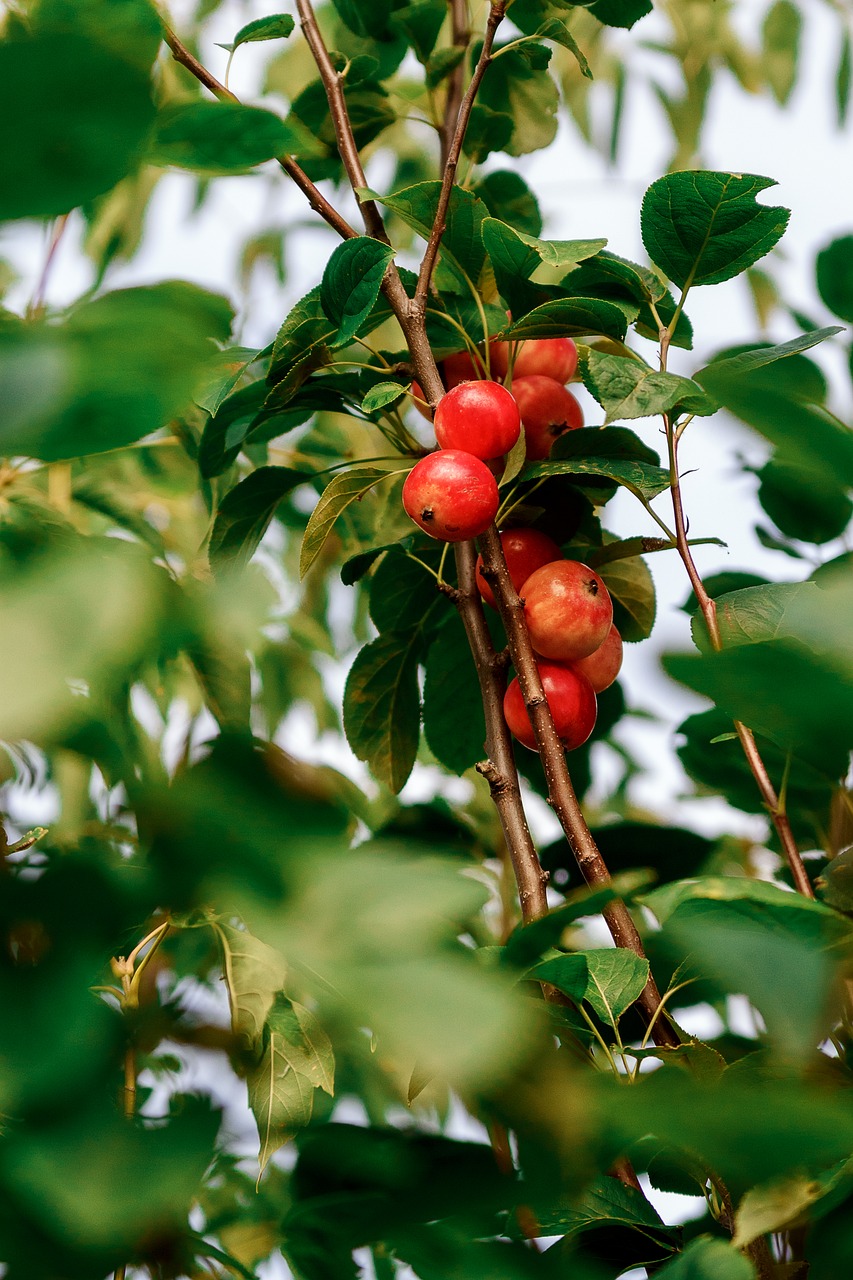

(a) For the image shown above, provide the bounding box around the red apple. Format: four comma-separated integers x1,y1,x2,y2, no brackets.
475,527,562,609
442,349,481,388
410,380,434,422
402,450,499,541
434,380,521,460
571,624,623,693
521,559,613,661
503,661,597,751
511,375,584,460
491,338,578,385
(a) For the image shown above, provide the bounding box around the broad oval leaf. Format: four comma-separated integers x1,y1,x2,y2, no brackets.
582,949,650,1027
214,921,288,1049
320,237,396,347
423,613,487,775
343,630,422,793
600,554,657,641
816,234,853,323
217,13,295,52
502,297,635,342
149,102,294,173
580,348,715,424
522,427,670,503
652,1236,756,1279
0,33,156,221
210,466,308,574
300,467,401,580
641,171,791,290
361,380,408,414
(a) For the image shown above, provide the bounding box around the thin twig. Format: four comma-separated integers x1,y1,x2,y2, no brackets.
663,413,814,899
414,2,507,308
162,25,359,242
440,0,472,170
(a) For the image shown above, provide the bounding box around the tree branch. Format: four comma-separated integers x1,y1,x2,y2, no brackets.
162,25,359,242
414,2,507,309
664,415,815,900
440,0,472,171
477,525,680,1047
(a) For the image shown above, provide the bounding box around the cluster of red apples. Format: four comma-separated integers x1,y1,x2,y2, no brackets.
401,337,621,755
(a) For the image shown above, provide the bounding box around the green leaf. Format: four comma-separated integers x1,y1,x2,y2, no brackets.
0,32,155,221
645,878,850,1062
537,19,592,78
581,949,650,1027
461,104,514,163
368,182,489,289
566,249,667,304
248,1014,317,1174
0,281,233,460
837,29,852,127
816,234,853,323
503,875,652,968
543,821,713,887
579,348,714,424
477,41,559,156
504,297,634,342
150,102,298,173
369,550,444,634
33,0,163,72
702,581,820,650
361,380,408,413
652,1237,755,1279
762,0,802,105
695,327,841,383
423,614,487,775
343,631,422,793
600,553,657,641
268,285,336,384
392,1,446,62
665,644,853,778
473,170,543,238
535,1175,675,1261
217,13,295,52
586,0,652,29
482,216,606,316
528,952,589,1002
213,920,288,1049
210,467,308,574
320,237,395,347
733,1173,832,1249
300,468,400,580
757,459,852,545
641,171,791,290
522,427,670,502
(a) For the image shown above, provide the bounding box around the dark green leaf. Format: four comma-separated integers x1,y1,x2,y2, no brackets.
320,237,395,346
361,381,408,413
0,282,233,460
369,550,444,634
537,19,592,78
150,102,299,173
565,249,667,304
580,348,714,423
392,1,447,62
423,613,487,774
503,875,652,968
300,468,401,579
703,581,819,650
695,327,841,384
461,104,514,163
586,0,652,29
503,297,634,342
641,171,791,290
425,45,466,89
528,953,589,1003
33,0,163,72
757,458,852,545
837,29,852,127
217,13,295,52
544,821,713,887
0,33,155,220
600,553,657,641
368,182,489,288
580,949,649,1026
473,171,543,238
522,427,670,502
477,41,559,156
210,467,308,574
330,0,393,37
653,1237,755,1278
816,234,853,323
343,632,423,793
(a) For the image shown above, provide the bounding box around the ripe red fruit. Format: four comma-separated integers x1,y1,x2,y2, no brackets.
521,559,613,662
491,338,579,385
475,527,562,609
402,450,499,541
434,380,521,460
410,380,434,422
571,624,623,693
511,375,584,460
442,349,481,388
503,662,597,751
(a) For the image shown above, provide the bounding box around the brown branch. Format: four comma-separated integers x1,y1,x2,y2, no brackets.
414,2,507,309
455,542,548,923
294,0,390,244
477,525,680,1048
162,25,359,242
664,416,815,899
440,0,471,170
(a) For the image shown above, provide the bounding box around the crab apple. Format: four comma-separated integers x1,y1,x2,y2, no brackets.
475,527,562,609
491,338,579,385
503,661,597,751
521,559,613,662
442,349,481,388
434,380,521,460
511,375,584,460
402,450,499,541
571,624,623,693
